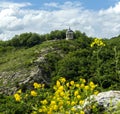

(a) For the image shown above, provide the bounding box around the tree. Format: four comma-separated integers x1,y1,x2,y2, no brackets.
27,33,41,47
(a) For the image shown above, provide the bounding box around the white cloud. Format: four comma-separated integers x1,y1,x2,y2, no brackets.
96,2,120,38
0,2,31,9
0,1,120,40
99,1,120,14
44,1,82,10
44,2,58,8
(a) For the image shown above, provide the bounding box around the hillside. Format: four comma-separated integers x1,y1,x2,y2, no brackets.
0,30,120,95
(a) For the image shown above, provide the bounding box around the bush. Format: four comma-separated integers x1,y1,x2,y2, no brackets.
0,77,99,114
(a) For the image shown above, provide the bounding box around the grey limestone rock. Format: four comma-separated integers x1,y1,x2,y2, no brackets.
75,90,120,114
86,90,120,113
94,90,120,108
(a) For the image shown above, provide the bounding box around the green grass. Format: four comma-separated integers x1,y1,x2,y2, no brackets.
0,40,56,72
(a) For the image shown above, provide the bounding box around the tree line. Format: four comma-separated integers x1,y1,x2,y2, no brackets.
0,29,87,48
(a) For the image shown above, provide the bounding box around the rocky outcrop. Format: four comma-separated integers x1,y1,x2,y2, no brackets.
0,48,54,95
0,67,51,95
94,90,120,108
76,90,120,114
0,46,62,95
91,90,120,113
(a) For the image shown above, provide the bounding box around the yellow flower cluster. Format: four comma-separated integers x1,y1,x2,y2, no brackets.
14,89,22,102
33,82,41,89
14,82,45,102
90,38,105,47
31,90,37,96
30,82,45,97
89,81,97,90
13,77,98,113
59,77,66,83
33,82,45,89
38,77,98,113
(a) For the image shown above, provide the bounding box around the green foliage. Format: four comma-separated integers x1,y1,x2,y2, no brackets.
54,49,92,80
40,52,62,74
48,29,66,40
0,78,99,114
0,89,49,114
113,102,120,114
8,33,41,47
0,29,120,91
6,30,66,48
26,33,41,47
5,29,89,49
1,29,120,113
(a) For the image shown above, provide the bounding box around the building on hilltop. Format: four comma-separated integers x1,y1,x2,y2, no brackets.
66,27,74,40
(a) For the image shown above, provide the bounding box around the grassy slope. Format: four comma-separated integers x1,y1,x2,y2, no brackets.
0,41,55,72
0,40,59,91
1,36,120,91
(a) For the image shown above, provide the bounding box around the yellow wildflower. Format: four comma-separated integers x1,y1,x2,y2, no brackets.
41,84,45,88
58,100,64,106
42,106,47,112
31,90,37,96
17,89,22,94
50,101,56,105
53,85,57,90
59,77,66,83
79,100,84,105
60,91,65,96
90,38,105,47
71,107,76,112
47,111,52,114
90,43,94,47
80,78,86,83
70,81,74,85
92,104,96,109
53,105,58,111
66,82,69,87
76,95,81,99
41,99,48,105
33,82,41,89
85,86,89,90
80,110,85,114
25,94,28,98
58,86,64,91
89,81,94,86
74,90,79,96
94,91,99,95
56,97,61,101
31,111,37,114
14,93,21,102
38,109,43,112
71,101,76,106
67,101,70,105
65,111,69,114
56,80,61,87
75,84,80,88
80,83,85,88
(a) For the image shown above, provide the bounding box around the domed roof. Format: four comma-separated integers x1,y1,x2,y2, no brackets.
66,27,73,33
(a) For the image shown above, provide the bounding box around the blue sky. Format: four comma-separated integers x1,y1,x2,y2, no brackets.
10,0,118,10
0,0,120,40
79,0,119,10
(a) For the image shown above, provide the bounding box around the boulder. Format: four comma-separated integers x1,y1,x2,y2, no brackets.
94,90,120,107
76,90,120,114
91,90,120,113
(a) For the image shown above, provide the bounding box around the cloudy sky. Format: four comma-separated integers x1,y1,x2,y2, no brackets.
0,0,120,40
